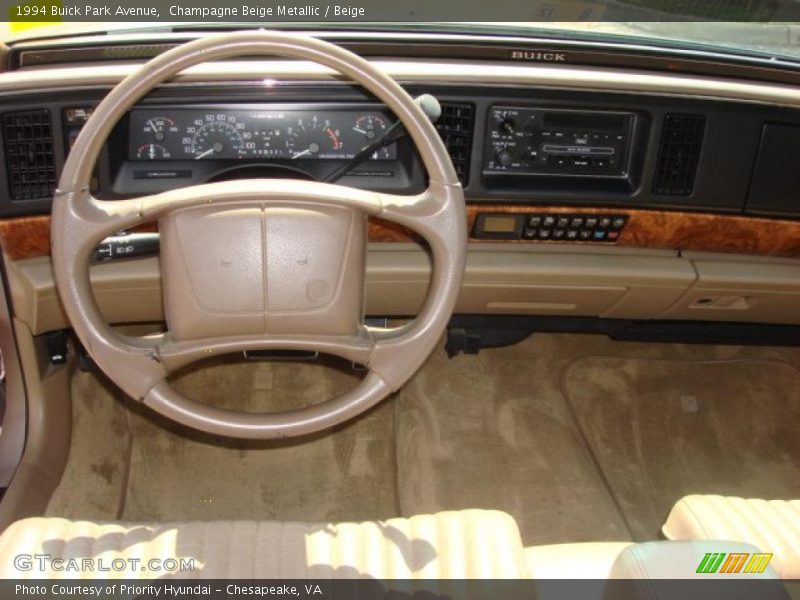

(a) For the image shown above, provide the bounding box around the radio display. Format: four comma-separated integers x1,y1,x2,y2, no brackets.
484,106,635,178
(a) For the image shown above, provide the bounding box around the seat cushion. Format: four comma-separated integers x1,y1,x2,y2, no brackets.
0,509,529,579
524,542,633,579
663,495,800,578
610,540,779,579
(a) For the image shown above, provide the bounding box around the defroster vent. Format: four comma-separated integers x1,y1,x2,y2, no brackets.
3,109,56,201
652,114,706,196
435,102,474,186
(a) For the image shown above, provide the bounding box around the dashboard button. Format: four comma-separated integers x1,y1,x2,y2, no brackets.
496,150,514,167
498,118,516,135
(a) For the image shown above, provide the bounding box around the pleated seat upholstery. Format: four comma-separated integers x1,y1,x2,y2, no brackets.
663,495,800,578
0,509,530,579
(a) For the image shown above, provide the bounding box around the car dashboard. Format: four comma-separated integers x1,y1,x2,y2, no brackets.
1,29,800,336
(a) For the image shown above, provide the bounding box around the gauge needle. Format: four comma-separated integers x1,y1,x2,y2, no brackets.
194,148,215,160
292,148,312,159
147,119,157,132
352,127,367,134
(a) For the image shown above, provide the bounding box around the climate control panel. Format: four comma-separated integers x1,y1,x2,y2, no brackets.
483,106,635,178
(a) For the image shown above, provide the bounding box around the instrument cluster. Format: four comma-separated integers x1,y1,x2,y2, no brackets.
127,106,397,162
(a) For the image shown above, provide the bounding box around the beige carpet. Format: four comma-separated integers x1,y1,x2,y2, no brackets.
49,355,400,524
564,356,800,541
45,332,800,547
46,369,131,519
396,338,631,545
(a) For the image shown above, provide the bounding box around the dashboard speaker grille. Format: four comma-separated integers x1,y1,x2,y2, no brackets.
435,102,474,186
2,110,56,201
652,113,706,196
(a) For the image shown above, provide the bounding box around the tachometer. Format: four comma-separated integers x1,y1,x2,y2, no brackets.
287,117,343,159
190,121,245,160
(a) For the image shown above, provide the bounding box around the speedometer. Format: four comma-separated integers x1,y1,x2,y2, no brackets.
189,122,245,160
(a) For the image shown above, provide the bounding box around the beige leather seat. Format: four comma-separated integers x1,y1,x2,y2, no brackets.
0,510,530,579
525,542,633,579
663,495,800,579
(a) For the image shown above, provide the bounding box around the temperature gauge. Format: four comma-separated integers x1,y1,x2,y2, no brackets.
142,117,178,142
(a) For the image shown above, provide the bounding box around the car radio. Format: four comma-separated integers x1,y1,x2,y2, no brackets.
483,106,635,178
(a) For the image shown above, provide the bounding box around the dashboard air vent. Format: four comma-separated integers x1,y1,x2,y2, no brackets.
435,102,474,186
2,110,56,201
652,114,706,196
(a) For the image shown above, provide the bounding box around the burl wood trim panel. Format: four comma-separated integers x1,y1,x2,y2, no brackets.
369,206,800,258
2,206,800,260
0,216,157,261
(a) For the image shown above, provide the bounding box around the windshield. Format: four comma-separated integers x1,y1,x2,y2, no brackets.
3,20,800,64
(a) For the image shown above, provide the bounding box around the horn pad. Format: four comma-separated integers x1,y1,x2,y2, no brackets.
159,202,366,341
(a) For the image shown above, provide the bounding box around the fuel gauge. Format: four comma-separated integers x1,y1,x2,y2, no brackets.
352,114,387,141
352,114,393,160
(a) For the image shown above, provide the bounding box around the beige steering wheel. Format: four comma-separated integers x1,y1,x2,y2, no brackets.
51,31,466,439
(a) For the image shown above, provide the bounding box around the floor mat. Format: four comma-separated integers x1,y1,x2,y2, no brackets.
45,369,131,519
46,332,800,546
120,355,399,523
564,356,800,540
396,338,631,546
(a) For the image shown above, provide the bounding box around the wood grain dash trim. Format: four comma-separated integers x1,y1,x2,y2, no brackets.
0,217,158,261
2,206,800,260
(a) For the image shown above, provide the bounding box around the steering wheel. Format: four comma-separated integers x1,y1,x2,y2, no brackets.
51,31,466,439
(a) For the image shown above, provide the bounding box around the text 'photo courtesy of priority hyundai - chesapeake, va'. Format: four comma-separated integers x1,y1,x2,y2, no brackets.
0,1,797,599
